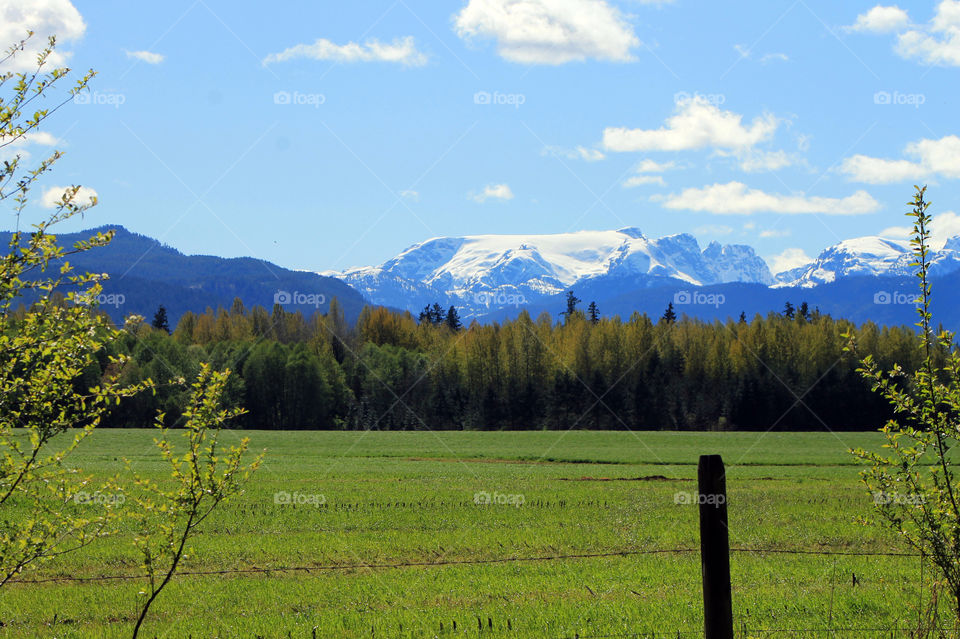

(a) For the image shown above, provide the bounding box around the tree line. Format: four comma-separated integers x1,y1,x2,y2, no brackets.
27,293,927,431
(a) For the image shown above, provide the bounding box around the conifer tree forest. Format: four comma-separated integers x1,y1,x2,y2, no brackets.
19,296,928,431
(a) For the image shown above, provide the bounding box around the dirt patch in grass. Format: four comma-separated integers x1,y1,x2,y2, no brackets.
557,475,684,482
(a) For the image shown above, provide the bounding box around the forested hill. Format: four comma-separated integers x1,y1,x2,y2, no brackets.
87,302,923,431
0,225,368,324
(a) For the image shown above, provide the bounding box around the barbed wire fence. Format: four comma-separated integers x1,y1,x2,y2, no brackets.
8,544,944,638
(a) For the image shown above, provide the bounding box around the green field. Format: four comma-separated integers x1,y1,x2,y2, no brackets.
0,430,940,637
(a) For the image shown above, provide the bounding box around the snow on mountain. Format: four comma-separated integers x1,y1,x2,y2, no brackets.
325,228,773,316
774,235,960,287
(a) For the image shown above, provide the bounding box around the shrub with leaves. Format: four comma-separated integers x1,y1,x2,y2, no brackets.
849,185,960,617
0,34,153,586
129,364,261,638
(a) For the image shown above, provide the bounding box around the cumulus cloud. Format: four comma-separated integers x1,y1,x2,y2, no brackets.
850,2,960,67
737,149,793,172
471,183,514,203
767,248,814,274
759,228,791,238
621,158,676,187
602,96,779,153
0,131,60,162
0,131,59,148
658,182,880,215
841,135,960,183
879,210,960,248
40,185,98,208
125,49,164,64
0,0,86,71
453,0,639,64
264,36,428,66
543,145,606,161
896,0,960,66
846,5,910,33
634,158,677,172
623,175,665,187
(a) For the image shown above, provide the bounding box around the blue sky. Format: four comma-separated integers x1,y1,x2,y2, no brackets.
6,0,960,274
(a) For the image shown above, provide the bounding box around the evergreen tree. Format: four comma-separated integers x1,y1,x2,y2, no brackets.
783,301,795,319
151,305,170,334
661,302,677,324
798,301,810,321
564,291,581,317
587,301,600,325
418,305,432,324
739,311,747,324
445,306,462,331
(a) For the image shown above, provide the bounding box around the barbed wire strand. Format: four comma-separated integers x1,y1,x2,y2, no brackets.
9,545,922,585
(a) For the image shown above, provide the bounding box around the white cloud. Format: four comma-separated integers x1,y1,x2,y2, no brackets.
896,1,960,65
543,145,605,161
841,135,960,183
400,189,419,201
125,49,164,64
0,131,59,148
634,158,677,172
623,175,665,187
767,248,814,274
264,36,428,66
846,5,910,33
453,0,639,65
659,182,880,215
471,183,514,203
602,96,779,152
737,149,793,172
760,52,789,64
621,158,676,187
759,228,791,238
0,0,86,71
879,210,960,248
40,185,97,208
574,146,605,161
0,131,60,162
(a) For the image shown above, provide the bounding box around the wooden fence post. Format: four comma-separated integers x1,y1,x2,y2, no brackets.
698,454,733,639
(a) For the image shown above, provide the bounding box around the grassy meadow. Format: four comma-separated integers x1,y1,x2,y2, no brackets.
0,430,939,637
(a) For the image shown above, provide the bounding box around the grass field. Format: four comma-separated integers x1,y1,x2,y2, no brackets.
0,430,941,637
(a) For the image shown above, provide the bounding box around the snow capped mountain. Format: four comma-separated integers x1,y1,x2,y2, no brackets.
774,236,960,287
325,228,773,317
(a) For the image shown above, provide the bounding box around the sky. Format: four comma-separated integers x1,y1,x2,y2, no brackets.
4,0,960,275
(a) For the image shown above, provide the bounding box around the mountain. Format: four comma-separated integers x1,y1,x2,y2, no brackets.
325,226,960,330
326,228,773,318
1,225,367,325
775,236,960,287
